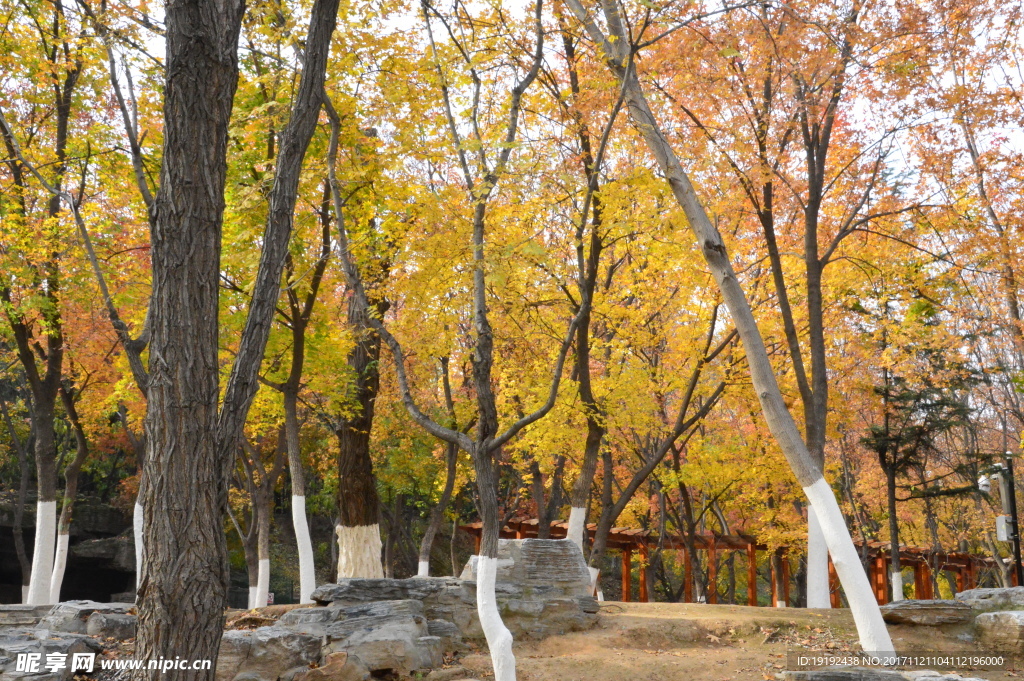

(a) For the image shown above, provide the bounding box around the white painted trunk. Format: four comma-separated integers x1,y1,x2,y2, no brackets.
588,566,600,598
27,500,56,605
775,599,787,607
566,507,586,552
477,555,516,681
417,560,430,577
336,524,384,579
254,558,270,608
806,506,831,609
891,571,904,601
803,479,893,654
291,495,316,603
49,532,69,604
248,586,257,610
22,585,29,604
133,501,145,590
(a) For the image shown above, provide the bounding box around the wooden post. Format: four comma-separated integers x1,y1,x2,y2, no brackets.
770,555,777,606
474,534,481,554
708,537,717,604
747,543,758,607
955,567,965,593
622,549,632,602
683,548,693,603
828,557,841,608
639,544,649,603
874,555,888,604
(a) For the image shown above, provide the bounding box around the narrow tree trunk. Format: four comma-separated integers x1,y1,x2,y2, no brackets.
27,398,58,605
49,388,90,603
284,391,316,602
886,467,903,601
254,496,271,608
418,442,458,576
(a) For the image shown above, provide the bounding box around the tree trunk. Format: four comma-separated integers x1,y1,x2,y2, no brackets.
137,0,245,673
561,2,893,653
49,387,90,603
284,390,316,602
886,466,903,601
418,441,458,576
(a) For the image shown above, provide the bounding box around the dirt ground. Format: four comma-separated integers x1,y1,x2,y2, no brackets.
452,603,1024,681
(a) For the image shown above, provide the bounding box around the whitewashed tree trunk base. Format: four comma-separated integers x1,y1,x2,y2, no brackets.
891,572,904,602
417,560,430,577
254,558,270,608
803,479,894,654
248,586,257,610
22,585,30,604
291,495,316,604
336,524,384,579
566,507,586,553
27,500,56,605
49,532,69,604
133,501,145,590
477,556,516,681
806,506,831,609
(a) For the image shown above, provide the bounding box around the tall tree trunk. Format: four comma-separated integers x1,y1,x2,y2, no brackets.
335,296,385,579
562,0,892,653
284,390,316,601
137,0,245,672
1,397,33,602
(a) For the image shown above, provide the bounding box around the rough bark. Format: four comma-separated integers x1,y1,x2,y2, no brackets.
137,0,339,673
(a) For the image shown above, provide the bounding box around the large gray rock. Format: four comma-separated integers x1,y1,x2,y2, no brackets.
216,626,322,681
879,599,974,625
955,587,1024,612
281,600,441,674
310,542,598,641
975,610,1024,647
0,628,101,680
458,539,593,598
37,601,134,635
86,612,137,640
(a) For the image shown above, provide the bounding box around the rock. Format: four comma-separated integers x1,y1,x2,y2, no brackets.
781,668,907,681
291,652,370,681
879,599,974,625
284,600,441,674
71,536,136,573
0,628,102,681
0,605,53,628
310,579,453,607
427,619,464,652
86,612,136,640
110,591,136,603
216,626,322,681
311,574,597,641
425,666,474,680
459,539,593,598
955,587,1024,612
37,601,134,635
975,610,1024,647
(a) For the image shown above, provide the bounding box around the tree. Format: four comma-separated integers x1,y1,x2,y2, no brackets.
561,0,894,653
134,0,339,674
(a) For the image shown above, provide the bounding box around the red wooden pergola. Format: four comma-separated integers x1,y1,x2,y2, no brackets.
460,518,1006,606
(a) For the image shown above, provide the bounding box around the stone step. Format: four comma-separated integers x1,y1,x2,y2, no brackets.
0,605,53,627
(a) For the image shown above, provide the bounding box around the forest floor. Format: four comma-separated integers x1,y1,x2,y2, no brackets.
453,603,1023,681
